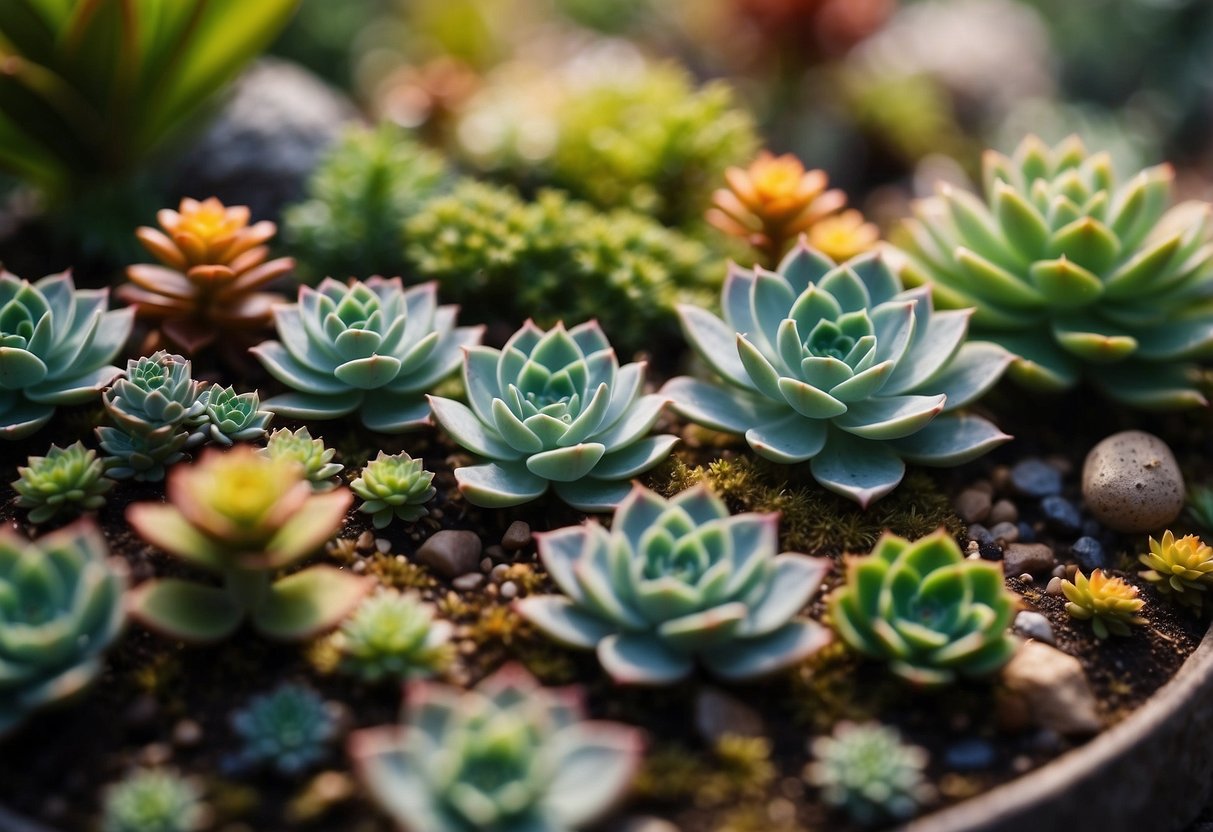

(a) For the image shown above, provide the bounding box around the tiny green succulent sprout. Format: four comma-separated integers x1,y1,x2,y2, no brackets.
259,426,343,491
662,241,1011,507
231,683,339,776
97,351,206,481
806,721,933,827
101,769,206,832
334,589,453,682
12,441,113,524
349,663,644,832
186,384,273,447
252,278,482,433
829,529,1019,686
899,135,1213,409
516,483,832,685
0,269,134,440
1062,569,1146,638
1139,530,1213,612
127,446,371,643
351,451,436,529
0,521,127,736
429,320,679,511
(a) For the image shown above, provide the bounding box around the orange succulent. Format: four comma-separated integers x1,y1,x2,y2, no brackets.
707,151,875,266
120,197,293,353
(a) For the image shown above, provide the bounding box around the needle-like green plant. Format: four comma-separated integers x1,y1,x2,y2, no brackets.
351,451,436,529
127,446,370,643
12,441,113,524
0,0,299,195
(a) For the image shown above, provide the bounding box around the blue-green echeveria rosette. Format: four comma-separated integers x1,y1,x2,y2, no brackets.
0,521,128,735
662,241,1012,507
429,320,679,512
516,483,832,685
0,270,134,439
349,664,643,832
252,278,483,433
899,135,1213,409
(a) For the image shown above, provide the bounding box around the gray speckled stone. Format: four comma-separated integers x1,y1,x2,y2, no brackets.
1081,431,1184,533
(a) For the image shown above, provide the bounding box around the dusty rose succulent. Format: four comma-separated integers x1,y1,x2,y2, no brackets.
121,197,293,353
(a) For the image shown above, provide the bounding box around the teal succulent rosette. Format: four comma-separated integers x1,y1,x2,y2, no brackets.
253,278,482,433
517,483,831,684
429,320,678,511
900,135,1213,409
663,242,1011,507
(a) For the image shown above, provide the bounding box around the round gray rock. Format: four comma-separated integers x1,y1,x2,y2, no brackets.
417,530,483,578
1081,431,1184,533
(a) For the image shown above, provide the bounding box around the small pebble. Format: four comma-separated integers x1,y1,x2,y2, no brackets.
1003,542,1056,576
172,719,202,747
1016,521,1037,543
1018,573,1034,583
944,739,996,771
989,521,1019,543
500,581,518,600
989,499,1019,525
1051,565,1067,579
375,538,390,554
417,530,483,578
1046,576,1064,596
955,488,993,523
694,687,765,744
485,544,506,562
1000,641,1101,736
502,521,532,551
991,465,1013,493
978,540,1003,561
1041,496,1082,534
1070,536,1110,573
1081,430,1185,532
1014,610,1056,645
481,557,493,572
968,524,993,545
356,530,375,551
452,573,485,591
351,560,366,573
490,563,509,582
1011,459,1063,498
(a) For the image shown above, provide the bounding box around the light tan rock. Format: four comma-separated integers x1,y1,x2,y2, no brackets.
1082,430,1184,533
1000,641,1101,736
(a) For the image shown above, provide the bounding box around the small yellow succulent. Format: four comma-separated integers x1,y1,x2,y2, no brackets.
1139,531,1213,611
806,209,881,263
1062,569,1146,639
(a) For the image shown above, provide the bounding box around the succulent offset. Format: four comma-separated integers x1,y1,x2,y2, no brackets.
351,452,436,529
101,769,205,832
829,530,1019,686
127,447,370,643
259,427,343,491
429,320,679,511
349,664,643,832
1140,531,1213,611
333,590,453,682
186,384,273,447
97,352,205,481
517,483,832,684
121,197,293,353
0,522,127,736
1062,569,1146,638
13,441,113,524
899,134,1213,409
252,278,481,433
806,722,933,826
663,242,1011,507
0,270,133,440
231,683,338,775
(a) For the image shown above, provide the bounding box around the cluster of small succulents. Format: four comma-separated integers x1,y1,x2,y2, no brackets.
1062,569,1146,638
121,197,293,353
0,523,127,735
429,320,679,511
1139,531,1213,612
333,590,453,682
230,683,339,775
127,447,370,642
259,427,344,491
806,722,933,826
186,385,274,448
12,441,113,524
101,769,206,832
351,452,436,528
253,278,481,433
349,665,643,832
900,135,1213,409
0,270,133,440
518,483,832,683
664,242,1012,507
829,530,1020,685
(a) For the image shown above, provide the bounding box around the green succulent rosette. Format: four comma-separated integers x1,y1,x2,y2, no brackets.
253,278,482,433
429,320,678,511
0,270,133,439
187,384,273,447
13,441,113,524
829,530,1019,686
517,483,831,685
663,242,1011,507
0,521,127,735
349,664,642,832
899,135,1213,409
351,451,436,528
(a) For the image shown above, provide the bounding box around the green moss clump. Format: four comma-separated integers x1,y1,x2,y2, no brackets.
648,455,965,557
403,182,717,354
633,735,775,808
284,124,451,283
